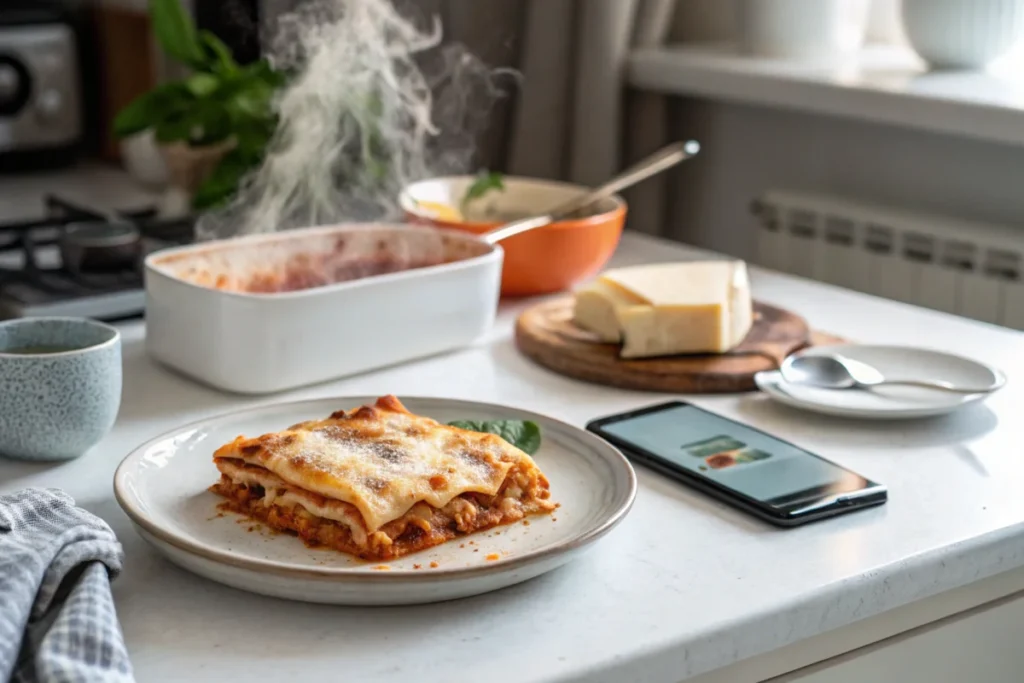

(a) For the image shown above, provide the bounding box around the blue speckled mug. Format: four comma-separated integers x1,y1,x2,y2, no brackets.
0,317,122,461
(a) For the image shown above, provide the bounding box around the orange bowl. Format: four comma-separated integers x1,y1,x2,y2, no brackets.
399,176,626,297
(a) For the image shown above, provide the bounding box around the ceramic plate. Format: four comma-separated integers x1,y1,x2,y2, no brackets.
755,345,1005,420
114,396,636,605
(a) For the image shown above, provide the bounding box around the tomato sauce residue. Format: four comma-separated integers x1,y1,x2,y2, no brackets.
429,561,439,568
242,256,442,293
413,564,422,570
164,234,460,294
161,228,494,296
485,553,500,562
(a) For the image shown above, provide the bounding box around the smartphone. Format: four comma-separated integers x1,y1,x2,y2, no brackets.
587,401,886,527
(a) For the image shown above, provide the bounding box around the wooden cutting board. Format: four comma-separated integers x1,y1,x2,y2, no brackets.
515,296,844,393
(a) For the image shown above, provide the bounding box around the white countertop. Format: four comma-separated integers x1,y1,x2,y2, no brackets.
629,42,1024,148
0,162,158,223
3,232,1024,682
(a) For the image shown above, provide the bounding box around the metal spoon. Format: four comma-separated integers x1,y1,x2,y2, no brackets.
780,353,1004,395
481,140,701,245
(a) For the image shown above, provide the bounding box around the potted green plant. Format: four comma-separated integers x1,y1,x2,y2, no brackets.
113,0,285,210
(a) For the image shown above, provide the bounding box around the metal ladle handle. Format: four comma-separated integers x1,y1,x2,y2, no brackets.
481,140,701,245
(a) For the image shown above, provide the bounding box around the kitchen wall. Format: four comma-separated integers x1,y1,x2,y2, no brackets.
671,0,735,42
215,0,527,171
662,0,1024,262
663,98,1024,262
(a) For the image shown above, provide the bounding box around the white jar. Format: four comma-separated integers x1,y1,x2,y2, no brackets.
902,0,1024,69
737,0,870,60
865,0,906,45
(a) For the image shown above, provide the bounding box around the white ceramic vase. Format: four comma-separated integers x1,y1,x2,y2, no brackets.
737,0,870,60
865,0,906,45
902,0,1024,69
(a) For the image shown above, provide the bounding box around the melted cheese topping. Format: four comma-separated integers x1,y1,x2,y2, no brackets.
212,395,543,532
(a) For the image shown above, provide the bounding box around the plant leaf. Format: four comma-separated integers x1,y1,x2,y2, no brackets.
149,0,205,69
214,61,281,124
185,72,219,98
188,100,233,145
113,93,166,138
199,30,238,74
153,114,193,143
192,147,254,210
447,420,542,455
232,119,274,157
461,170,504,210
244,58,287,87
225,82,275,120
113,82,193,138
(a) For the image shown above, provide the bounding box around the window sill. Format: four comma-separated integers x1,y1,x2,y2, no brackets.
628,42,1024,147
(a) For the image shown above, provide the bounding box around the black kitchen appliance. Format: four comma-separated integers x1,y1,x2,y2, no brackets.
0,1,86,171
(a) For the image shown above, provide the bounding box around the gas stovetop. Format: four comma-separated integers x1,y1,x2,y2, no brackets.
0,195,194,320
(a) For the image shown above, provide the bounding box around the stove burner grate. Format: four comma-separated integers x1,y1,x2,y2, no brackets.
0,195,196,320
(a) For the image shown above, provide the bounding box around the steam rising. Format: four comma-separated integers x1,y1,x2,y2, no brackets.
196,0,510,241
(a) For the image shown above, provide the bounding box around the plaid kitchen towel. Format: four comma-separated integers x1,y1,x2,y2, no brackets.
0,488,134,683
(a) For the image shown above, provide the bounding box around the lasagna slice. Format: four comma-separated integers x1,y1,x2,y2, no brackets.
210,395,555,560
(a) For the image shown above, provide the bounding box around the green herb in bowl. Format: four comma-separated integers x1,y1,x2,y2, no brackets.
460,170,505,212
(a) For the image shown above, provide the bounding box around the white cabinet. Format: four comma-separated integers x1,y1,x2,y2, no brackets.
774,592,1024,683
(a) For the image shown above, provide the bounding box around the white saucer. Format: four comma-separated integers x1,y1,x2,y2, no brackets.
754,345,1005,420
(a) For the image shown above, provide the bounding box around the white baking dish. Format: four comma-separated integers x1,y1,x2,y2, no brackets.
144,223,503,394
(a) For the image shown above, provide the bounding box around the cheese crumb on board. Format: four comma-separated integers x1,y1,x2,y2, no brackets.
572,261,754,358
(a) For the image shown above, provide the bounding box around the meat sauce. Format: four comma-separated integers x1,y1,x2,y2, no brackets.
159,232,474,294
240,256,443,293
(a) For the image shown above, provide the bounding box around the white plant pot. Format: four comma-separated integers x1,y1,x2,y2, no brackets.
119,129,169,189
902,0,1024,69
737,0,870,60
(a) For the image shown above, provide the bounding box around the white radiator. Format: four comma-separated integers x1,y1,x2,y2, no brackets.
750,190,1024,330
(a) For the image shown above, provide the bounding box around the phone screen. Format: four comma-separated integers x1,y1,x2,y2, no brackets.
593,402,881,512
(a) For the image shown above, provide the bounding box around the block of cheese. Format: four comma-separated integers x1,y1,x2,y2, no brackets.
572,261,754,358
571,279,646,342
